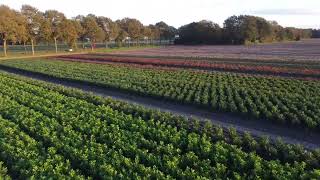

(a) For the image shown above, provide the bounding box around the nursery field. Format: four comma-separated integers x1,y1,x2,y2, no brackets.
2,1,320,179
1,41,320,178
1,58,320,132
0,71,319,179
110,39,320,61
56,54,320,79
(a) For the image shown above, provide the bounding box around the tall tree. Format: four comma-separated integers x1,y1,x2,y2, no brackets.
96,16,118,48
223,15,272,44
176,20,221,44
109,22,120,42
312,29,320,38
58,19,80,49
240,15,258,44
115,30,128,46
148,25,160,40
0,5,26,56
40,19,52,46
155,21,177,40
44,10,66,53
142,26,152,39
223,15,242,44
82,16,105,51
118,18,144,42
71,19,84,46
15,10,29,54
256,17,272,42
21,5,43,55
73,15,86,44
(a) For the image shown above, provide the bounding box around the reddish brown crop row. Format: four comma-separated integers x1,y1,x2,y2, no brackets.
56,54,320,79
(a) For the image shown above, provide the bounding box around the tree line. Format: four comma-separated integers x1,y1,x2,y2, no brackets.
0,5,177,56
175,15,317,45
1,4,319,56
312,29,320,38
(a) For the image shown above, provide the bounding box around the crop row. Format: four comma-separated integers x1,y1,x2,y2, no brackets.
9,71,320,170
0,161,11,180
0,72,319,178
57,54,320,78
98,53,320,68
0,115,86,179
2,59,320,131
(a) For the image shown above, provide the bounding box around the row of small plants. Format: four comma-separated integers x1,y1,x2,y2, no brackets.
2,59,320,131
0,71,319,179
0,115,86,179
99,53,320,69
57,54,320,78
0,161,11,180
8,71,320,169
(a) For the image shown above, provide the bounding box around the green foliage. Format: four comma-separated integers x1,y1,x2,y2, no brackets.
176,20,221,44
58,19,81,48
96,16,120,42
0,71,318,179
0,4,314,56
0,5,27,56
21,5,44,41
3,59,319,132
176,15,312,45
0,161,11,180
81,16,105,46
44,9,66,39
0,115,85,179
155,21,177,40
117,18,143,40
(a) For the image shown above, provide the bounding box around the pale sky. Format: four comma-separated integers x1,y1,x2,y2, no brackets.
2,0,320,29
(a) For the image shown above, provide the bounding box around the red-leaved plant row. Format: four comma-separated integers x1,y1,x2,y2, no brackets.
56,55,320,78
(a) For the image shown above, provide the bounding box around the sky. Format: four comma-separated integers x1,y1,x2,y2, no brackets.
1,0,320,29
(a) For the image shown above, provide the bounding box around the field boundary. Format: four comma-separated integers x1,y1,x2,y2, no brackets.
0,52,87,60
0,64,319,149
0,46,161,60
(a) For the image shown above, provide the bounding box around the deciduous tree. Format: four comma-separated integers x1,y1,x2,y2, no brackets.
21,5,43,55
82,16,105,51
0,5,22,56
118,18,144,42
155,21,177,40
44,10,66,53
58,19,80,49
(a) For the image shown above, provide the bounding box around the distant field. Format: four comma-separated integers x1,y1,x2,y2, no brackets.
110,39,320,61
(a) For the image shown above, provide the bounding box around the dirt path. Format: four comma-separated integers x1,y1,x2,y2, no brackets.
0,65,319,149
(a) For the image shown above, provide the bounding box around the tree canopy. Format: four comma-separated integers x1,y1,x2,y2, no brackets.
0,4,177,56
176,15,313,45
175,20,221,44
0,4,316,56
0,5,27,56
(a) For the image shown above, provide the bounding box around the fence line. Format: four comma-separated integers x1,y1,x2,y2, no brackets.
0,40,174,54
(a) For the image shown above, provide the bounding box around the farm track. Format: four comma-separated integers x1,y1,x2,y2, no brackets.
0,65,319,149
